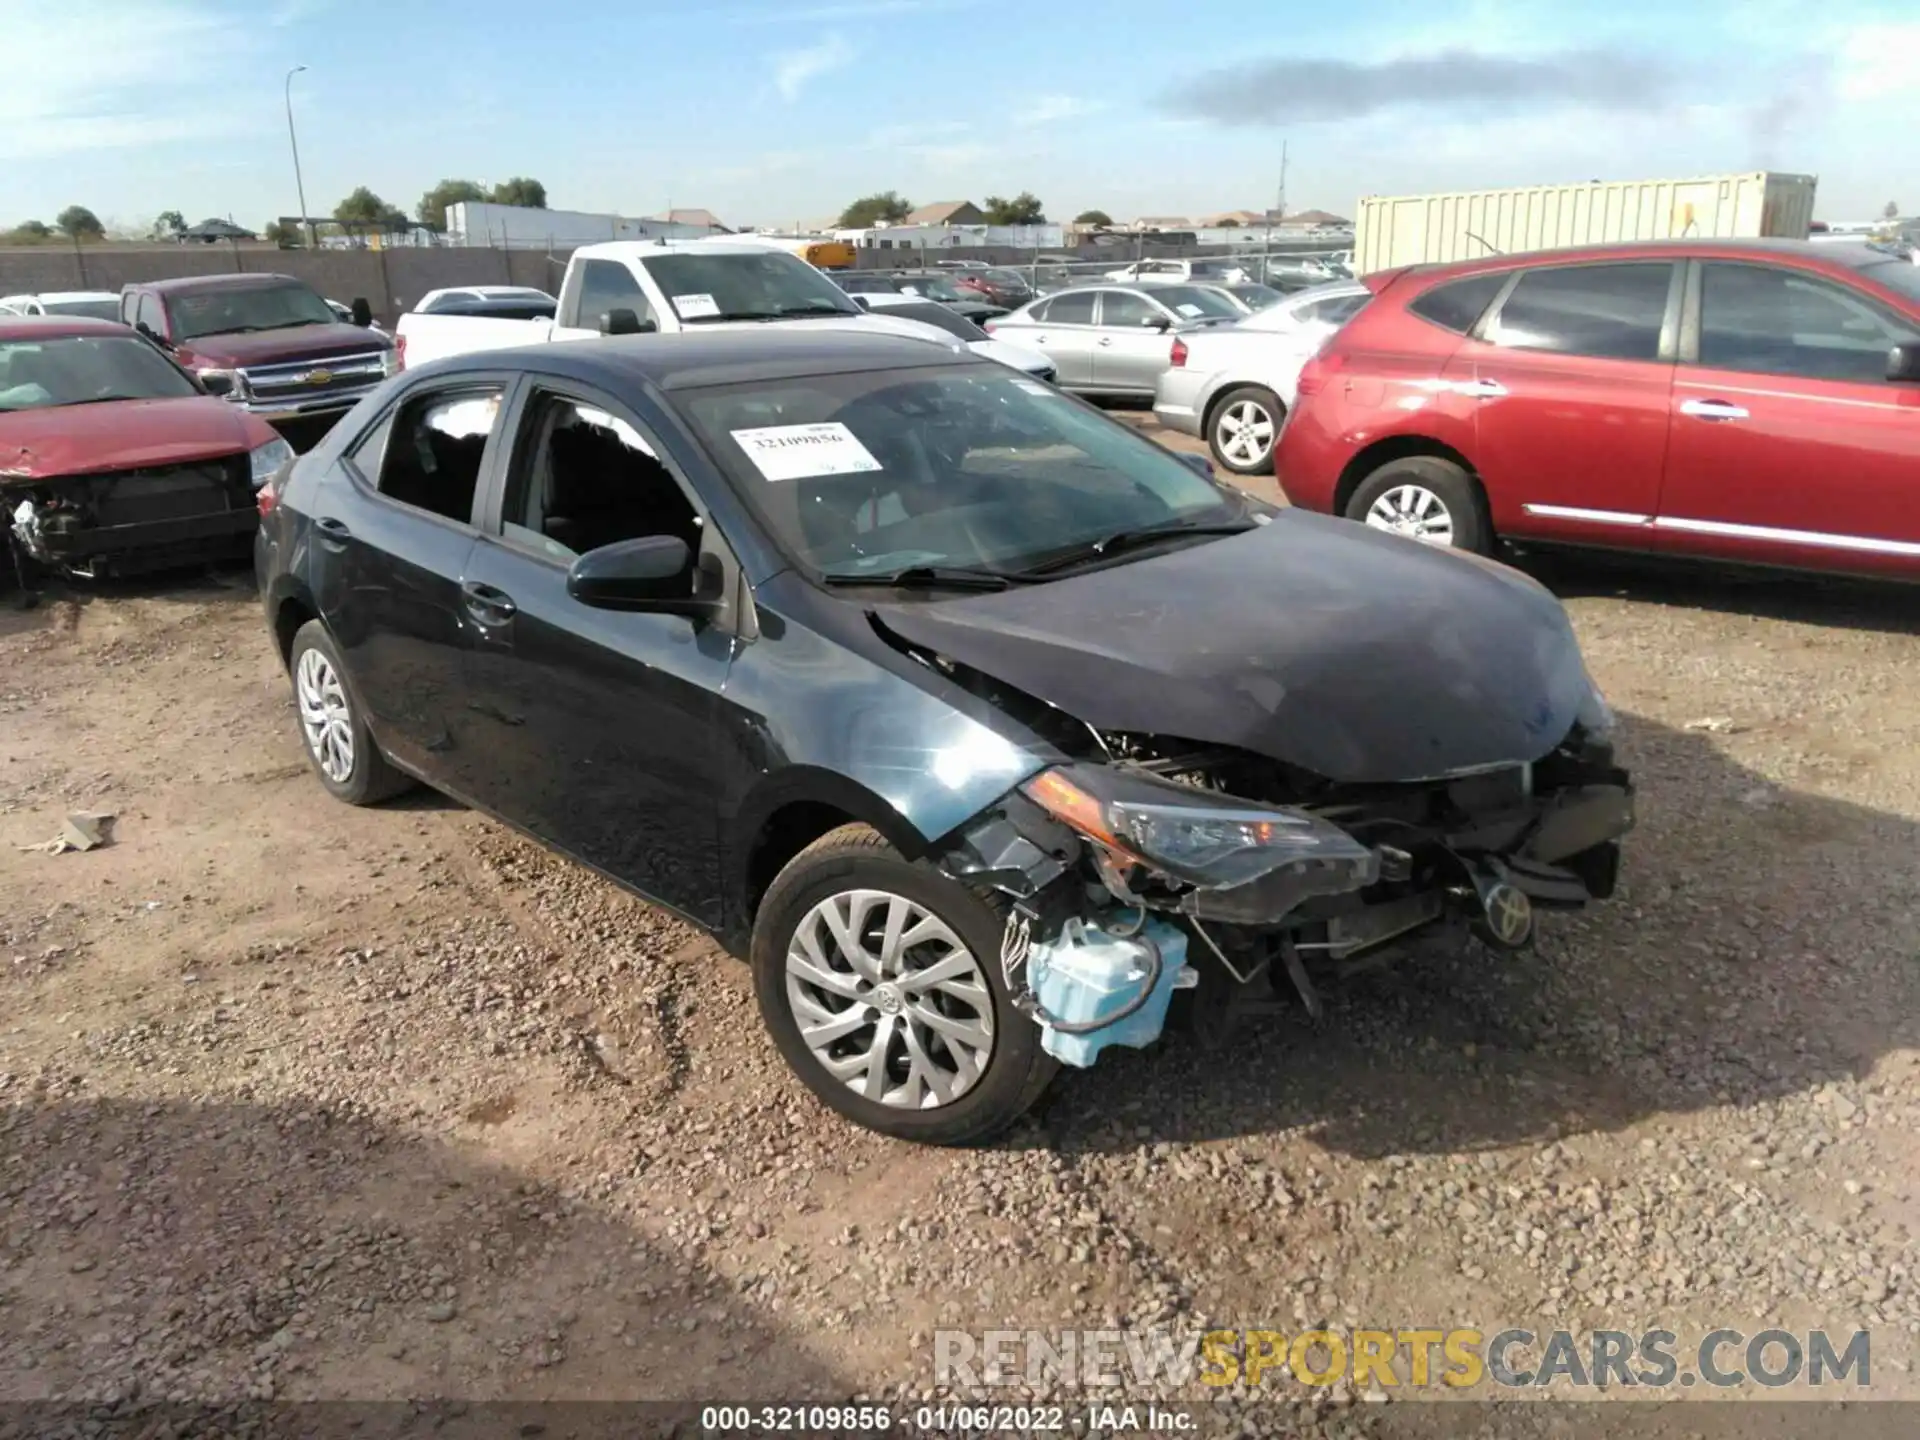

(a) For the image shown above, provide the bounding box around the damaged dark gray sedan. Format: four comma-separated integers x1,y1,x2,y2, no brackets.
256,329,1632,1144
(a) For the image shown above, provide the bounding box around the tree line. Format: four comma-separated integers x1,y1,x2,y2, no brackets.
833,192,1112,229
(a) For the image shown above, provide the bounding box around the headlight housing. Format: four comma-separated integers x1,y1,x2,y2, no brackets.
196,367,245,401
248,436,296,489
1021,764,1377,892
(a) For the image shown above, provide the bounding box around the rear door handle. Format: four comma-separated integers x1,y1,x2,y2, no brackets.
461,580,517,624
314,517,351,545
1458,378,1508,398
1680,398,1750,421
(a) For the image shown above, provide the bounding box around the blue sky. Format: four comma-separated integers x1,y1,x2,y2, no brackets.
4,0,1916,234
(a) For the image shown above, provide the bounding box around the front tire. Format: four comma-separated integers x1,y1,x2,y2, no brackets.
287,619,413,806
1208,385,1282,475
751,824,1055,1144
1345,456,1490,553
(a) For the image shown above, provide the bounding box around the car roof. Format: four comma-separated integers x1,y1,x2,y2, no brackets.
131,273,310,295
1404,236,1882,283
572,240,775,260
1,290,120,304
409,327,981,393
0,314,133,341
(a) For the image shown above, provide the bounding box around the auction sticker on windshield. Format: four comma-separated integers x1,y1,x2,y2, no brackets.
672,293,720,319
1176,303,1202,317
731,422,883,481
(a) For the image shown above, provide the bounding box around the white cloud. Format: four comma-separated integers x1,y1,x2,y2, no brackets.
0,0,257,161
1835,21,1920,99
772,36,855,101
1015,95,1102,127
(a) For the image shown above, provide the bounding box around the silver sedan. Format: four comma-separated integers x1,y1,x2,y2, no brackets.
1152,280,1371,474
983,284,1240,401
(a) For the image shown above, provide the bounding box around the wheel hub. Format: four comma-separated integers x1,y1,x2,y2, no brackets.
871,983,904,1016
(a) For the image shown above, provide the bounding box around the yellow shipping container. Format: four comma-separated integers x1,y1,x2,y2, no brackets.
1353,172,1818,275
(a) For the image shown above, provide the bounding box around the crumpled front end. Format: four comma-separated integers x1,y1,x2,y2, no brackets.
6,456,260,579
933,703,1633,1065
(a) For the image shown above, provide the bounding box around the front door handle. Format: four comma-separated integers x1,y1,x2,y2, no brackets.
1680,398,1750,421
314,516,351,545
1097,337,1113,347
461,580,517,625
1458,378,1508,398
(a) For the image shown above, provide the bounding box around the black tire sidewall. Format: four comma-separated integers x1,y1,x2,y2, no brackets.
1346,458,1489,553
751,846,1047,1145
1208,385,1282,475
287,619,387,806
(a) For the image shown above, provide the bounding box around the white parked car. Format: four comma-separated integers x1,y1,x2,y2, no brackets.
410,284,558,314
0,290,123,321
1151,281,1371,474
1102,258,1250,285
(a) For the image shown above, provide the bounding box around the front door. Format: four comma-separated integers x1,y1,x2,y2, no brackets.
1456,260,1680,545
459,384,734,923
1657,259,1920,578
1091,289,1176,397
309,382,510,774
551,257,659,342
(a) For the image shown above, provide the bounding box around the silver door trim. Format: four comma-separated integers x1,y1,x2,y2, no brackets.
1521,504,1652,526
1652,516,1920,557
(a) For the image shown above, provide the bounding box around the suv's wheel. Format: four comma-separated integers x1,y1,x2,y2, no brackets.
1208,385,1282,475
287,619,413,806
751,824,1055,1144
1345,456,1490,553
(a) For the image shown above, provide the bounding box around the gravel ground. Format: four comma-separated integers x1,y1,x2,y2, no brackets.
2,450,1917,1434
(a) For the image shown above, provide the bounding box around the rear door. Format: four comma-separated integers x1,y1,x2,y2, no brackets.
308,379,513,776
1091,289,1176,396
1457,260,1680,543
1017,291,1099,388
1657,260,1920,576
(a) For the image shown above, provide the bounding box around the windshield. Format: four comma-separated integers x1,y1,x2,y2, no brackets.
1229,283,1285,310
900,274,969,302
983,268,1028,287
1151,285,1242,319
681,364,1240,580
44,298,122,321
640,252,859,323
168,283,336,340
0,335,200,411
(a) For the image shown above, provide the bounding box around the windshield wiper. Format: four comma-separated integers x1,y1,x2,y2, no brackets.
821,564,1031,591
775,301,857,317
41,394,158,408
1015,517,1260,576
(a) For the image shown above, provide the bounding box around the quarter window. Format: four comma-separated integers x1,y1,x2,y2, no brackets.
1406,273,1507,335
361,386,505,525
1486,263,1673,362
1696,263,1919,383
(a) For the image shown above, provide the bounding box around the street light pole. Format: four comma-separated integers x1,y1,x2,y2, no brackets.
285,65,312,247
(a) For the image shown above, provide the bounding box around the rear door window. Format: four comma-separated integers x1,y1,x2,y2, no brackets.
1045,291,1096,325
1696,263,1919,383
361,386,506,525
1407,272,1510,335
1485,263,1674,362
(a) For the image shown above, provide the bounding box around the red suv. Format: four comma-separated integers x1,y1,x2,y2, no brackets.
1274,240,1920,580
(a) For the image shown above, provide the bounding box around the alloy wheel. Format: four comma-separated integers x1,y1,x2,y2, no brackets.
1215,399,1275,467
295,648,356,784
784,888,995,1110
1364,483,1456,546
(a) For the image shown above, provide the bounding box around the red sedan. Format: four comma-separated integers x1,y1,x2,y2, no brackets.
3,316,292,581
1273,239,1920,580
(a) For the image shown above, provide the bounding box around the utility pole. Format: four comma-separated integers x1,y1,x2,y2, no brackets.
285,66,313,248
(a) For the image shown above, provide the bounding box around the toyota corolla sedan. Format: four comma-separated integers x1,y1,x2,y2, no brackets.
256,331,1633,1145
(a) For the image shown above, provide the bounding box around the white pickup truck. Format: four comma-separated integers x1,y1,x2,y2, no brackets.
394,240,1052,376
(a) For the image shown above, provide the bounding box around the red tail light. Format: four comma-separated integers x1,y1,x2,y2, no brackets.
982,320,997,333
1169,337,1189,368
394,332,408,370
1295,347,1347,397
256,478,279,517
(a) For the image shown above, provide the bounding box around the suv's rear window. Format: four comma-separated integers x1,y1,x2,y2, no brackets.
1407,273,1507,334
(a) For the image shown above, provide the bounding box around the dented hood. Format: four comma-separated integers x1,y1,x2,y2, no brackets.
873,509,1594,784
1,397,273,481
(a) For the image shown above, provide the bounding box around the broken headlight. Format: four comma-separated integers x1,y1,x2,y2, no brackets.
1021,764,1378,891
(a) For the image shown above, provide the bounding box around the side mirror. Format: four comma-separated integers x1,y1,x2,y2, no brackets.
136,321,171,348
599,307,656,336
1177,451,1213,479
851,295,873,310
1141,314,1171,330
1888,344,1920,383
567,535,711,614
197,370,233,396
349,297,373,327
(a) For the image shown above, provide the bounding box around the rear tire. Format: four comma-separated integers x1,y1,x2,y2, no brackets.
1207,385,1283,475
751,823,1055,1145
1345,456,1490,554
286,619,413,806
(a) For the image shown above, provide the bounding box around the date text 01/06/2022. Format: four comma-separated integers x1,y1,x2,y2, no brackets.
699,1404,1196,1433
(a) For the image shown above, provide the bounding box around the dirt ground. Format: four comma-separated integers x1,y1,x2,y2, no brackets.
3,434,1917,1432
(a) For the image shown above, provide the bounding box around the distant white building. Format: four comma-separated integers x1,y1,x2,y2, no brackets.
445,202,723,249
